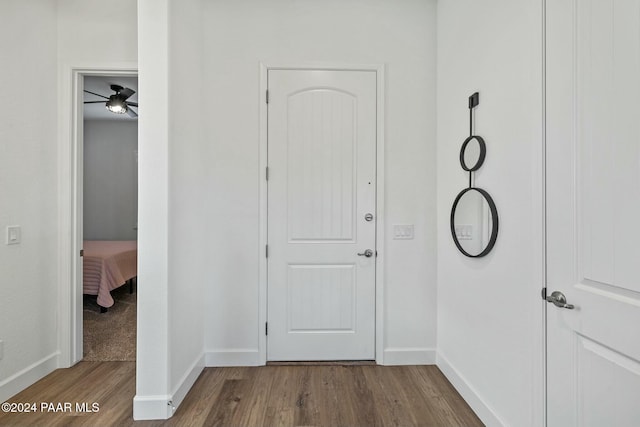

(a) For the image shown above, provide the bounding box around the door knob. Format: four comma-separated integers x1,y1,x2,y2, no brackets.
545,291,574,309
357,249,374,258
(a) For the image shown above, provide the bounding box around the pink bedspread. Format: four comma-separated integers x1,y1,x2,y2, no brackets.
83,240,137,308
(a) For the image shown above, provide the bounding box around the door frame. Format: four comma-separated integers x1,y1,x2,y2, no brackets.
258,63,386,365
58,65,138,367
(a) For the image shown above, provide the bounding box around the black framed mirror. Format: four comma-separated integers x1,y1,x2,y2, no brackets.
450,187,498,257
450,92,499,258
460,135,486,171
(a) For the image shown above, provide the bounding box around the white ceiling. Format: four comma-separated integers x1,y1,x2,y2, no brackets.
83,75,138,121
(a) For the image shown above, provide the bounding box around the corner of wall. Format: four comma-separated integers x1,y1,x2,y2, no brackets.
133,394,173,421
436,351,505,427
133,352,205,421
0,353,59,403
382,348,436,365
205,349,261,367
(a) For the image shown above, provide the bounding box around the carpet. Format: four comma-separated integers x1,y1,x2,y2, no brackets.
83,284,136,361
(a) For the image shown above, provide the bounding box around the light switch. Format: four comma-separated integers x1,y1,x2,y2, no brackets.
6,226,21,245
393,224,414,240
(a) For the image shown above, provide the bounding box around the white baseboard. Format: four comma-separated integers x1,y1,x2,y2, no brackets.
133,394,173,420
0,352,59,403
436,352,505,427
205,349,261,367
134,353,204,421
382,347,436,365
171,353,205,412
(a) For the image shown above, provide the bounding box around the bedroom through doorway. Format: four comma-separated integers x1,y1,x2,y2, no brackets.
80,74,139,362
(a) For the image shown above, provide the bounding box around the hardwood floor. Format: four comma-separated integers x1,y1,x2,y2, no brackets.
0,362,483,427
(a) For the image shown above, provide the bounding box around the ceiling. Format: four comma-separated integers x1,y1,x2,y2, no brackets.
83,75,138,121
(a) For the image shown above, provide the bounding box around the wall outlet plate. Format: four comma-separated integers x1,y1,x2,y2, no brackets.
393,224,414,240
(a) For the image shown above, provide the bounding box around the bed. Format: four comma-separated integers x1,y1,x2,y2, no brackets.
83,240,137,310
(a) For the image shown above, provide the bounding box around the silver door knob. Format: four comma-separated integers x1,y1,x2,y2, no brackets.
545,291,574,309
357,249,374,258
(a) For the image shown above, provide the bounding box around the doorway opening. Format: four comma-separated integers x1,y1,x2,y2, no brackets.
81,75,138,361
71,70,139,363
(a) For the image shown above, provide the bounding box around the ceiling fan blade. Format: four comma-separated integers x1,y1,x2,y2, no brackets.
126,107,138,118
119,87,135,100
84,101,106,104
83,90,109,99
127,102,138,107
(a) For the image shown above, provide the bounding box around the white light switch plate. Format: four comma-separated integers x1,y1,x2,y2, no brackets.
6,226,21,245
393,224,414,240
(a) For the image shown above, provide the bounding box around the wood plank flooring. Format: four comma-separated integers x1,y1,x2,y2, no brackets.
0,362,483,427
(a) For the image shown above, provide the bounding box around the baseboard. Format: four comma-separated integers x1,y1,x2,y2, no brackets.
205,349,261,367
171,353,205,411
133,353,205,421
436,352,505,427
0,352,59,403
133,394,173,420
382,347,436,365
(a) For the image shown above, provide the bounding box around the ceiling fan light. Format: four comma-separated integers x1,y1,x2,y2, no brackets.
106,95,128,114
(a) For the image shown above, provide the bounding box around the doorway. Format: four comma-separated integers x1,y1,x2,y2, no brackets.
64,69,139,364
80,75,139,361
265,68,379,361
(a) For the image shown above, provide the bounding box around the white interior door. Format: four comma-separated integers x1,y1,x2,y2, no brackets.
267,69,377,361
546,1,640,425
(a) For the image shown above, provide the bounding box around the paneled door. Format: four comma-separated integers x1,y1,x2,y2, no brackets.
267,69,377,361
546,1,640,425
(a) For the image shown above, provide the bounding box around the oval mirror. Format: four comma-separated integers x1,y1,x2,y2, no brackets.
450,187,498,257
460,135,486,171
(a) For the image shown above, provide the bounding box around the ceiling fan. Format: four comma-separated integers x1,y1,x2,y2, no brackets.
84,84,138,118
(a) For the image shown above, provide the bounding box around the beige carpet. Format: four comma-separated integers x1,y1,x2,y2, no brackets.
83,284,136,361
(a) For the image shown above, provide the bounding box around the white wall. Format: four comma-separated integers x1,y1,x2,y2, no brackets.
0,0,139,404
135,0,206,419
83,120,138,240
57,0,137,66
202,0,438,365
167,0,206,410
0,0,59,403
436,1,544,426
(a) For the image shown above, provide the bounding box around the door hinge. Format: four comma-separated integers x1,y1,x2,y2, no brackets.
80,249,84,257
266,90,269,104
265,322,268,335
541,287,547,300
265,244,269,258
266,166,269,181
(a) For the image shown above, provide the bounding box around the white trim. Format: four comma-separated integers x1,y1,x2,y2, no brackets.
258,62,386,364
382,348,436,365
539,1,549,426
0,352,59,403
258,63,268,365
133,394,173,421
374,65,386,365
437,352,505,427
170,353,205,413
58,65,138,368
205,349,261,367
